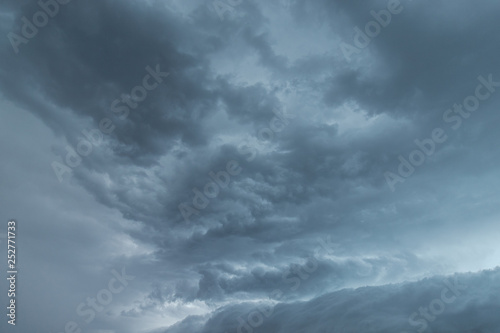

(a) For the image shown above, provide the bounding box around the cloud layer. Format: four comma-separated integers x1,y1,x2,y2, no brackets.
1,0,500,332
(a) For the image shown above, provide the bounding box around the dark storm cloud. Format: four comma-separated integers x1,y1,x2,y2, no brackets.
318,0,500,118
0,0,285,162
2,0,217,156
162,268,500,333
1,0,500,332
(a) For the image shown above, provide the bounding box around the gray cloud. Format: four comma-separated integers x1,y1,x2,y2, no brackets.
1,0,500,332
163,268,500,333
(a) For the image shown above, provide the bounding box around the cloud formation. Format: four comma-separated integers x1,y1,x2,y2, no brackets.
1,0,500,332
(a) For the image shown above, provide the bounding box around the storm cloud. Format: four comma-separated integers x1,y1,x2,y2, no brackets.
1,0,500,332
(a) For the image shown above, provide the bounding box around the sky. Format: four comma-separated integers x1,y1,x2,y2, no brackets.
0,0,500,332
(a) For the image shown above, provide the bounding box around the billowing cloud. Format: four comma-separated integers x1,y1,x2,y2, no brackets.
1,0,500,332
162,268,500,333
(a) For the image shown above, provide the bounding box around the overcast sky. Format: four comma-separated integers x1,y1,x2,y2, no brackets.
1,0,500,332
